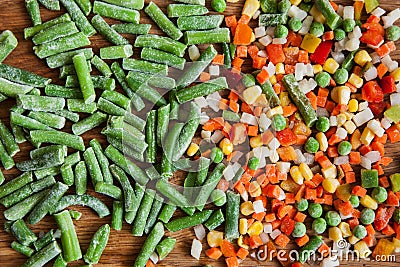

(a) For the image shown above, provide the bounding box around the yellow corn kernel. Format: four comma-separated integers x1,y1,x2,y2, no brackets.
313,64,323,74
290,0,301,5
321,165,337,180
348,73,363,88
329,227,343,242
219,138,233,155
266,106,283,117
354,50,372,67
323,58,340,74
337,113,347,127
322,178,340,193
351,129,362,150
316,132,328,152
249,181,262,197
290,166,304,185
250,135,263,148
187,143,199,157
240,201,255,216
250,32,256,43
207,230,224,247
239,218,248,235
348,235,360,245
299,163,313,181
269,75,277,85
343,112,354,121
343,120,357,134
300,34,322,53
360,127,375,145
238,235,249,249
247,221,263,236
354,241,372,259
309,5,326,24
348,99,358,113
242,0,260,18
339,222,352,238
391,67,400,82
338,86,351,105
279,91,291,106
360,195,378,210
275,63,285,75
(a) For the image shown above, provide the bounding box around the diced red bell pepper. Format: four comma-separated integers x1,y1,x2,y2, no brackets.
369,102,387,116
362,23,384,36
276,128,297,146
360,30,384,47
309,40,333,65
380,75,397,94
374,205,395,231
362,81,384,103
280,216,295,235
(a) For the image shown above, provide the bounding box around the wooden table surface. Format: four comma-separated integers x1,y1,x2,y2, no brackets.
1,0,400,266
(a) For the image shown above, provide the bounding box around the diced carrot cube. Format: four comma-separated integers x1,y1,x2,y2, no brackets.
225,257,239,267
295,234,309,247
349,151,361,165
249,235,263,249
274,234,290,248
236,45,248,58
212,54,224,65
199,72,210,82
264,213,276,222
294,212,307,222
206,247,223,260
221,240,236,257
236,247,249,260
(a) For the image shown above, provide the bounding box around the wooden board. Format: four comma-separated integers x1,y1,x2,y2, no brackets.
0,0,400,266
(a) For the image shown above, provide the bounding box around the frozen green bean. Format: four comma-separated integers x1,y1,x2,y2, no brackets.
194,163,225,209
98,97,126,116
0,30,18,63
0,63,51,87
225,190,240,241
34,229,55,251
112,23,151,35
61,164,74,186
0,77,33,97
54,109,80,123
11,219,37,246
95,181,122,200
156,104,170,147
111,201,123,230
67,99,97,114
0,172,33,199
59,0,96,36
72,112,107,135
75,0,91,15
133,222,164,267
28,111,66,129
167,4,208,17
38,0,60,10
17,94,65,112
0,141,15,169
174,0,205,5
11,112,52,131
176,77,227,103
156,237,176,261
25,0,41,26
30,145,66,159
177,15,224,31
32,21,79,45
135,34,186,57
100,44,133,59
45,84,82,99
158,203,176,223
89,139,112,184
204,209,224,231
101,90,130,109
93,1,140,23
145,110,157,163
122,58,168,75
165,210,212,232
3,189,49,221
144,194,164,234
73,52,95,104
92,15,129,45
22,241,61,267
83,147,103,186
53,255,67,267
54,210,82,262
60,62,92,79
102,0,144,9
24,13,71,39
91,55,112,77
184,28,230,45
125,74,167,106
52,194,110,217
141,47,185,70
74,161,87,195
127,70,176,89
145,2,183,40
12,241,35,257
30,130,85,151
110,164,136,211
132,188,156,236
155,178,191,209
69,210,82,220
0,119,20,157
84,224,110,264
46,48,93,69
125,184,145,224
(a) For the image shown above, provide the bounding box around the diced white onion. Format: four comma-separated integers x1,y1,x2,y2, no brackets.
264,223,273,233
365,151,381,163
353,108,374,127
253,200,265,213
255,26,266,38
334,156,349,165
270,229,281,240
360,156,372,169
209,65,219,76
259,35,272,46
194,224,206,241
191,239,202,260
288,6,308,20
343,6,355,20
210,130,224,143
299,16,313,35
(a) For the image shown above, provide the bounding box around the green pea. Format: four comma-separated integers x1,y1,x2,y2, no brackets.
316,117,330,132
333,68,349,85
349,195,359,208
371,186,388,203
343,19,356,33
334,29,346,41
325,211,341,227
295,199,309,212
288,17,302,32
308,203,323,218
386,26,400,42
353,225,367,239
275,25,289,38
393,209,400,223
338,141,352,156
315,71,330,88
210,147,223,163
248,157,259,170
271,114,286,131
312,218,327,234
360,208,375,225
292,222,306,238
278,0,291,13
211,0,226,13
304,137,319,153
309,22,324,37
210,189,226,207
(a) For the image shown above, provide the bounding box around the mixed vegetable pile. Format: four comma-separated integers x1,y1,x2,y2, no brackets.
0,0,400,266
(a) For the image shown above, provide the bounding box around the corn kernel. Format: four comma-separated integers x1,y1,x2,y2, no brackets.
313,64,323,74
290,0,301,5
279,91,291,106
354,50,372,67
300,34,322,53
360,127,375,145
354,241,372,259
249,181,262,197
309,5,326,24
323,58,340,74
275,63,285,75
250,135,263,148
242,0,260,18
299,163,313,181
339,222,352,238
348,235,360,245
348,99,359,113
219,138,233,155
316,132,328,152
343,112,353,121
266,106,283,117
391,67,400,82
187,143,199,157
239,218,248,235
329,227,343,242
269,75,277,85
238,235,249,249
360,195,378,210
343,120,357,134
348,73,363,88
338,86,351,105
321,165,337,180
250,32,256,43
247,221,264,236
290,166,304,185
207,230,224,247
240,201,255,216
337,113,347,127
322,178,340,193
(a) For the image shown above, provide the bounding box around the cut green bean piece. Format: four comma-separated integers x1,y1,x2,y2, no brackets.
33,32,91,59
195,163,225,209
178,15,224,31
61,164,74,186
176,77,228,103
84,224,110,264
27,182,69,225
184,28,230,45
54,109,80,123
0,30,18,63
0,63,51,87
156,237,176,261
11,219,37,246
222,42,232,67
54,210,82,262
135,34,186,57
92,15,129,45
125,74,167,106
75,0,91,15
125,184,145,224
60,62,92,79
24,13,71,39
101,90,130,109
46,48,93,69
0,77,33,97
52,194,110,217
83,147,104,186
25,0,41,26
145,166,161,181
67,99,97,114
122,58,168,76
204,209,225,231
132,189,155,236
167,4,208,17
165,210,212,232
144,194,164,234
98,97,126,116
0,169,4,185
34,167,60,180
0,141,15,169
225,190,240,241
141,47,185,70
38,0,60,10
72,112,107,135
28,111,66,129
0,92,7,102
158,203,176,223
91,55,112,77
260,80,280,108
145,2,183,40
17,94,65,113
69,210,82,220
168,89,179,120
145,110,157,163
111,113,146,133
195,156,210,186
127,70,176,89
183,172,196,203
112,23,151,35
110,164,136,211
162,122,184,176
156,178,191,209
30,145,66,159
75,161,87,195
111,201,123,230
174,0,205,5
315,0,342,30
60,0,96,36
90,139,112,184
133,222,164,267
100,45,133,59
102,0,144,9
32,21,79,45
34,229,55,251
22,241,61,267
12,241,35,257
11,112,52,131
30,130,85,151
45,84,82,99
0,120,20,156
156,104,170,147
0,172,33,199
3,189,49,221
102,127,145,151
73,52,95,104
93,1,140,23
95,181,122,200
53,255,67,267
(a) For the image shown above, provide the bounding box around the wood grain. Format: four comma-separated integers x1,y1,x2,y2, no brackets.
0,0,400,266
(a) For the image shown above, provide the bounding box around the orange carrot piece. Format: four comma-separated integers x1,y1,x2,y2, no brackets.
256,68,270,85
247,45,259,59
352,185,367,197
252,56,267,69
264,213,276,222
294,212,307,222
252,211,266,221
232,57,244,68
199,72,210,82
206,247,223,260
247,125,258,137
146,260,155,267
229,101,239,113
233,23,252,45
225,257,239,267
377,63,388,79
266,44,286,64
249,235,264,249
221,240,236,258
345,172,356,184
349,151,361,165
236,247,249,260
238,14,251,24
295,234,309,247
212,54,224,65
274,234,290,248
236,45,248,58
